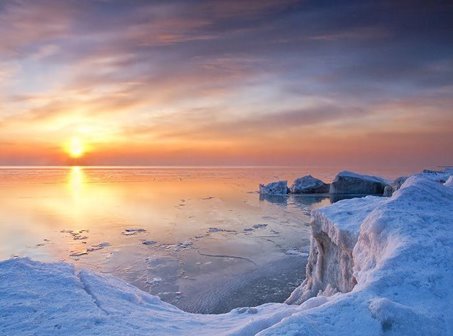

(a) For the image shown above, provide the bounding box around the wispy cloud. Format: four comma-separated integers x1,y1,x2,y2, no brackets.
0,0,452,167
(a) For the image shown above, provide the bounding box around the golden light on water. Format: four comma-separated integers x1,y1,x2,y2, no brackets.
68,166,85,199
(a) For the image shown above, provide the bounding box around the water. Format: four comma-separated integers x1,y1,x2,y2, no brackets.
0,166,402,313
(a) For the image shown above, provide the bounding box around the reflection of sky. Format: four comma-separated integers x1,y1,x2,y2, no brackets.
0,167,324,259
0,167,319,311
0,1,452,169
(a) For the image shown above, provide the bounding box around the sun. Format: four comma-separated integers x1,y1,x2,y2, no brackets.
66,137,86,159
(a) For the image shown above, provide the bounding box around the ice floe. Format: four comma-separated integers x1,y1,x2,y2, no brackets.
142,240,157,246
87,242,110,252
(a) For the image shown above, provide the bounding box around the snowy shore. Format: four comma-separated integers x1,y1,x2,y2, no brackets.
1,172,452,335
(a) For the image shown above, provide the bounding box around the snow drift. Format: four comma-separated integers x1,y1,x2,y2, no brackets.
1,175,452,335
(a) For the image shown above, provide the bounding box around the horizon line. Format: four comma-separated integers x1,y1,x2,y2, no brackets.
0,165,322,169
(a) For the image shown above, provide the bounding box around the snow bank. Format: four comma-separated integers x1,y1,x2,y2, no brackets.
277,175,453,335
1,175,452,335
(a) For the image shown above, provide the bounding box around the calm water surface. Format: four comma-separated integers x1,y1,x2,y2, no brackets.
0,167,404,313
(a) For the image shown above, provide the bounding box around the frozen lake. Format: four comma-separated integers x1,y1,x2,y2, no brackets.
0,167,401,313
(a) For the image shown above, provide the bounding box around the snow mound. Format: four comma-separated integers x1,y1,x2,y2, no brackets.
1,176,451,335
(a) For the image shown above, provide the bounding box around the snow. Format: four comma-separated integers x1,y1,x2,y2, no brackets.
311,195,385,247
286,195,386,304
280,175,453,335
445,176,453,187
0,258,304,336
418,169,452,183
334,170,388,184
1,174,452,335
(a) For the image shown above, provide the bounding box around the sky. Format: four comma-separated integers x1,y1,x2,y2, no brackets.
0,0,452,169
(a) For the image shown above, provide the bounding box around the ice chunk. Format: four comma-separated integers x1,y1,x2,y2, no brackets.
87,242,110,252
69,249,88,257
284,249,308,257
259,180,289,195
286,195,385,304
383,185,393,197
290,175,329,194
177,241,193,248
207,227,236,233
329,170,388,195
122,228,146,235
142,240,157,245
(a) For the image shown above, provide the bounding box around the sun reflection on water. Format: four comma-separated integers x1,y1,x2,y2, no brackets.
68,166,86,200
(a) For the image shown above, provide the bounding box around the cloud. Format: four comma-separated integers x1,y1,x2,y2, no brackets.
0,0,452,167
0,0,77,56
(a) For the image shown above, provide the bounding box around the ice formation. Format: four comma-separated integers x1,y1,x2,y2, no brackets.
1,174,452,335
329,170,389,195
290,175,329,194
262,171,389,196
259,180,289,195
286,195,386,304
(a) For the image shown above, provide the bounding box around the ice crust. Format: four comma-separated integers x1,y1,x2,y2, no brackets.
1,175,452,335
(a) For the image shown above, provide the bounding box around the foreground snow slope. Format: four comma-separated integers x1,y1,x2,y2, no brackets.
1,175,452,335
0,258,302,336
